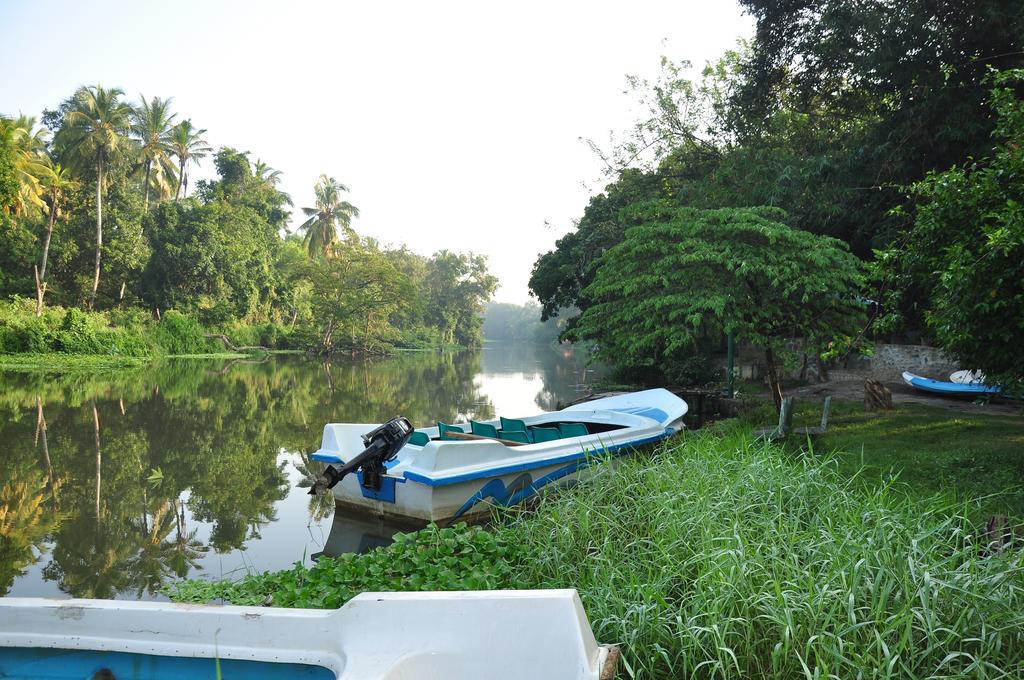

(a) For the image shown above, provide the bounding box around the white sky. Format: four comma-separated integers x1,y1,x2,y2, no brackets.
0,1,753,303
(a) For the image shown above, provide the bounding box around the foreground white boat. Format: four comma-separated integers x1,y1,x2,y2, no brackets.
312,388,687,523
0,590,612,679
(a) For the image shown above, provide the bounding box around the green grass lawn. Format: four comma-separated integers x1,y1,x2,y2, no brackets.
745,398,1024,519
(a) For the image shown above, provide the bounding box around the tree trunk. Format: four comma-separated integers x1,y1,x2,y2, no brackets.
143,160,151,210
93,401,102,524
40,198,57,280
33,265,46,317
764,347,784,413
89,158,103,310
175,158,184,200
37,397,57,506
322,318,336,349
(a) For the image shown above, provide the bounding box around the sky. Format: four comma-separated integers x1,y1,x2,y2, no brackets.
0,0,753,303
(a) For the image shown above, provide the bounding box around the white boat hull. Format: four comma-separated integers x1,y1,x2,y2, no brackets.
314,389,687,523
0,590,610,679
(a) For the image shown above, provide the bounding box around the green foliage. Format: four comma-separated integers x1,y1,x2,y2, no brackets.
733,0,1024,250
886,71,1024,388
0,118,20,215
165,523,521,608
424,251,498,347
570,205,864,395
152,310,211,355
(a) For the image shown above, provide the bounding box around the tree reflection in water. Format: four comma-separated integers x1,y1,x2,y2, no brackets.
0,346,596,598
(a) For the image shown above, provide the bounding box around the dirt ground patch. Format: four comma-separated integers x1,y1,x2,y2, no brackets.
787,377,1022,417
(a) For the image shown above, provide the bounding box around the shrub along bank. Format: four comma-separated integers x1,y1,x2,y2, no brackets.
0,298,310,361
166,425,1024,679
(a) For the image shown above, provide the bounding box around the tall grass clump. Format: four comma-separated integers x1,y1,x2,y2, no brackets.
498,427,1024,679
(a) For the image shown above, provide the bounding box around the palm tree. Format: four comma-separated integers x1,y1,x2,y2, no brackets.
295,174,360,257
1,115,50,217
254,159,283,187
55,85,134,309
131,95,177,210
38,164,78,281
168,120,211,200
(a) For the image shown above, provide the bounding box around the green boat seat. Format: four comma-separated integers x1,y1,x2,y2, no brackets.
470,420,499,438
497,429,530,444
529,426,560,443
500,417,528,433
437,422,465,440
558,422,590,438
408,431,430,446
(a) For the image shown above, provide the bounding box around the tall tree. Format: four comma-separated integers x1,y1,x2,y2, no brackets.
425,251,498,347
295,175,359,257
54,85,134,309
168,120,210,200
569,204,864,409
38,164,78,281
131,95,177,210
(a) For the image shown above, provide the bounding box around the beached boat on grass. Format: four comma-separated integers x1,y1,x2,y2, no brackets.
311,388,687,524
902,370,1001,397
0,590,613,679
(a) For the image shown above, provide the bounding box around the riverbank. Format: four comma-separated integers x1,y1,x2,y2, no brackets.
166,423,1024,678
0,300,453,373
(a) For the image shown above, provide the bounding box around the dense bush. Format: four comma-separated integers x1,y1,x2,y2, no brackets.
151,310,213,355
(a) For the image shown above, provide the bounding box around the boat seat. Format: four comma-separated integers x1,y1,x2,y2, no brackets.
497,429,531,444
558,422,590,438
437,422,466,440
470,420,499,438
408,431,430,446
500,417,529,433
530,426,561,443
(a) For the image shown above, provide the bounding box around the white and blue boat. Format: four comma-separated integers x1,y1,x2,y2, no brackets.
902,370,1001,397
0,590,613,679
311,388,687,524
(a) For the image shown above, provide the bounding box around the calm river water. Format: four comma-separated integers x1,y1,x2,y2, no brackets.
0,344,600,600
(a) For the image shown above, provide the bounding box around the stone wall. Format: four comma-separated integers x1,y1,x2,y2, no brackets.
858,342,959,381
730,342,960,383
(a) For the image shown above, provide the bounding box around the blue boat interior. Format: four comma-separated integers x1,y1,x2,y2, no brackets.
0,647,334,680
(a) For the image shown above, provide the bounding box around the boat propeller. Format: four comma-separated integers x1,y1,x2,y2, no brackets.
307,416,414,495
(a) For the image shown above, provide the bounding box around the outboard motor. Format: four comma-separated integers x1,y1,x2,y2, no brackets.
309,416,414,495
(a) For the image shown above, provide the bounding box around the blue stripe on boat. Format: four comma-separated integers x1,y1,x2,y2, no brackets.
402,428,674,487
